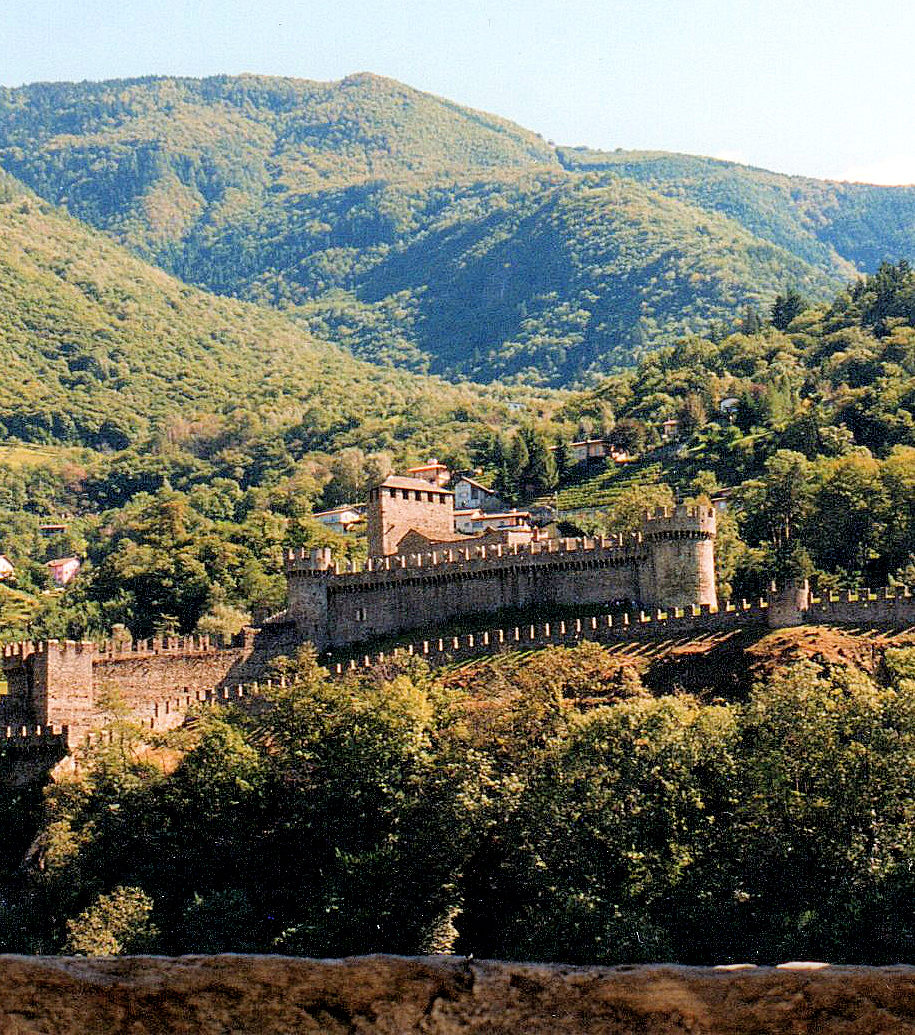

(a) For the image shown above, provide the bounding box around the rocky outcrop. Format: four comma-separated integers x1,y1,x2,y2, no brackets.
0,955,914,1034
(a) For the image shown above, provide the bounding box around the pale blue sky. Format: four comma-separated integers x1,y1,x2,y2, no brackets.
4,0,915,183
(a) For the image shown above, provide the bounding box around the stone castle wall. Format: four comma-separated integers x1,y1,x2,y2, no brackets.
285,505,719,652
1,633,261,736
1,582,915,786
328,583,915,674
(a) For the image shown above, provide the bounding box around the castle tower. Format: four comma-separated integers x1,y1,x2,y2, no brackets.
285,547,333,650
366,475,455,557
31,640,96,731
640,505,717,611
766,579,811,628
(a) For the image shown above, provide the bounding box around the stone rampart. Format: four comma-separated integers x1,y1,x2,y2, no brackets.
92,646,254,714
809,586,915,626
329,598,769,674
285,536,651,652
326,584,915,674
0,631,261,737
0,723,71,785
284,506,718,652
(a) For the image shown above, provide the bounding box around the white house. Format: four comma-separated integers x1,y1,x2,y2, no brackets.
453,476,502,512
0,555,13,580
312,505,365,534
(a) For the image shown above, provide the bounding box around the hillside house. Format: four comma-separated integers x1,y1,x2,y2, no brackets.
458,510,532,535
453,508,482,534
453,475,502,512
0,555,13,580
567,440,629,464
312,505,364,534
660,418,682,441
47,557,80,587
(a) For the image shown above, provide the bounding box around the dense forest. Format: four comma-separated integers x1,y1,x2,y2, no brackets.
4,640,915,965
3,74,915,384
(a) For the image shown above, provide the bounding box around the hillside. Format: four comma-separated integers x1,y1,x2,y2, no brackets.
0,166,536,452
557,147,915,275
3,74,913,386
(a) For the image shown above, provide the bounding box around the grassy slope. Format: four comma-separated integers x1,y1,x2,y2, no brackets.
2,75,914,386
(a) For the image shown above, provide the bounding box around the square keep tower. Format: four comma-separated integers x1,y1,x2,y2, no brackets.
366,475,455,557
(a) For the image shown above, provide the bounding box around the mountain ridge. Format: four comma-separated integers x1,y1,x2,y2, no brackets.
2,73,914,386
0,164,538,454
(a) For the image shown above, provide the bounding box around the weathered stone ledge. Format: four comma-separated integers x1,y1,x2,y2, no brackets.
0,954,914,1034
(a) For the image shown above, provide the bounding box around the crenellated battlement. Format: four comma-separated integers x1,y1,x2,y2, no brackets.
325,582,915,675
642,504,717,539
0,723,69,744
137,677,285,733
1,576,914,787
284,534,644,579
34,639,95,657
329,597,770,674
95,633,229,660
2,641,36,661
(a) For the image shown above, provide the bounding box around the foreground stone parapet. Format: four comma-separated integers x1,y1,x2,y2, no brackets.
1,954,915,1034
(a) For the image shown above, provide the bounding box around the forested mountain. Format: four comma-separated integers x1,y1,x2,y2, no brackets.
2,74,914,385
0,166,534,452
556,148,915,276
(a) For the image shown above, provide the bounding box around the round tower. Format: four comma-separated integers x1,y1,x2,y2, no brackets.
640,504,717,611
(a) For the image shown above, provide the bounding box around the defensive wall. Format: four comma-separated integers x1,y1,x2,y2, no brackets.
326,581,915,674
1,570,914,786
0,631,265,738
0,676,286,783
284,505,719,652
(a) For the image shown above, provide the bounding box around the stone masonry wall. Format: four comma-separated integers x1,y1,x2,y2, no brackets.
0,634,261,735
367,480,455,556
0,955,914,1034
286,505,718,654
92,647,254,714
286,536,649,651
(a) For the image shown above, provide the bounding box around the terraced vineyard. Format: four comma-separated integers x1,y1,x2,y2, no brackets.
552,459,665,512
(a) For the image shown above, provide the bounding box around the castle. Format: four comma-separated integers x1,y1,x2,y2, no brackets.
282,477,718,652
3,473,915,783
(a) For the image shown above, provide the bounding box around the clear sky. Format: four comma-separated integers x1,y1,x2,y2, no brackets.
4,0,915,183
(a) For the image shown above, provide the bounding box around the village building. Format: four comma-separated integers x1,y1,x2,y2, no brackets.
458,510,532,535
567,439,629,464
311,505,365,534
453,475,503,512
47,557,80,587
0,555,13,580
660,418,681,441
405,459,451,487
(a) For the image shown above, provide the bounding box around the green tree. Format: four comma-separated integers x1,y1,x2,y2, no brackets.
735,450,813,579
770,287,807,330
65,886,158,956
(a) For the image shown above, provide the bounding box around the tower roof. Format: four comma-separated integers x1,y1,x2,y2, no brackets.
378,475,454,495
